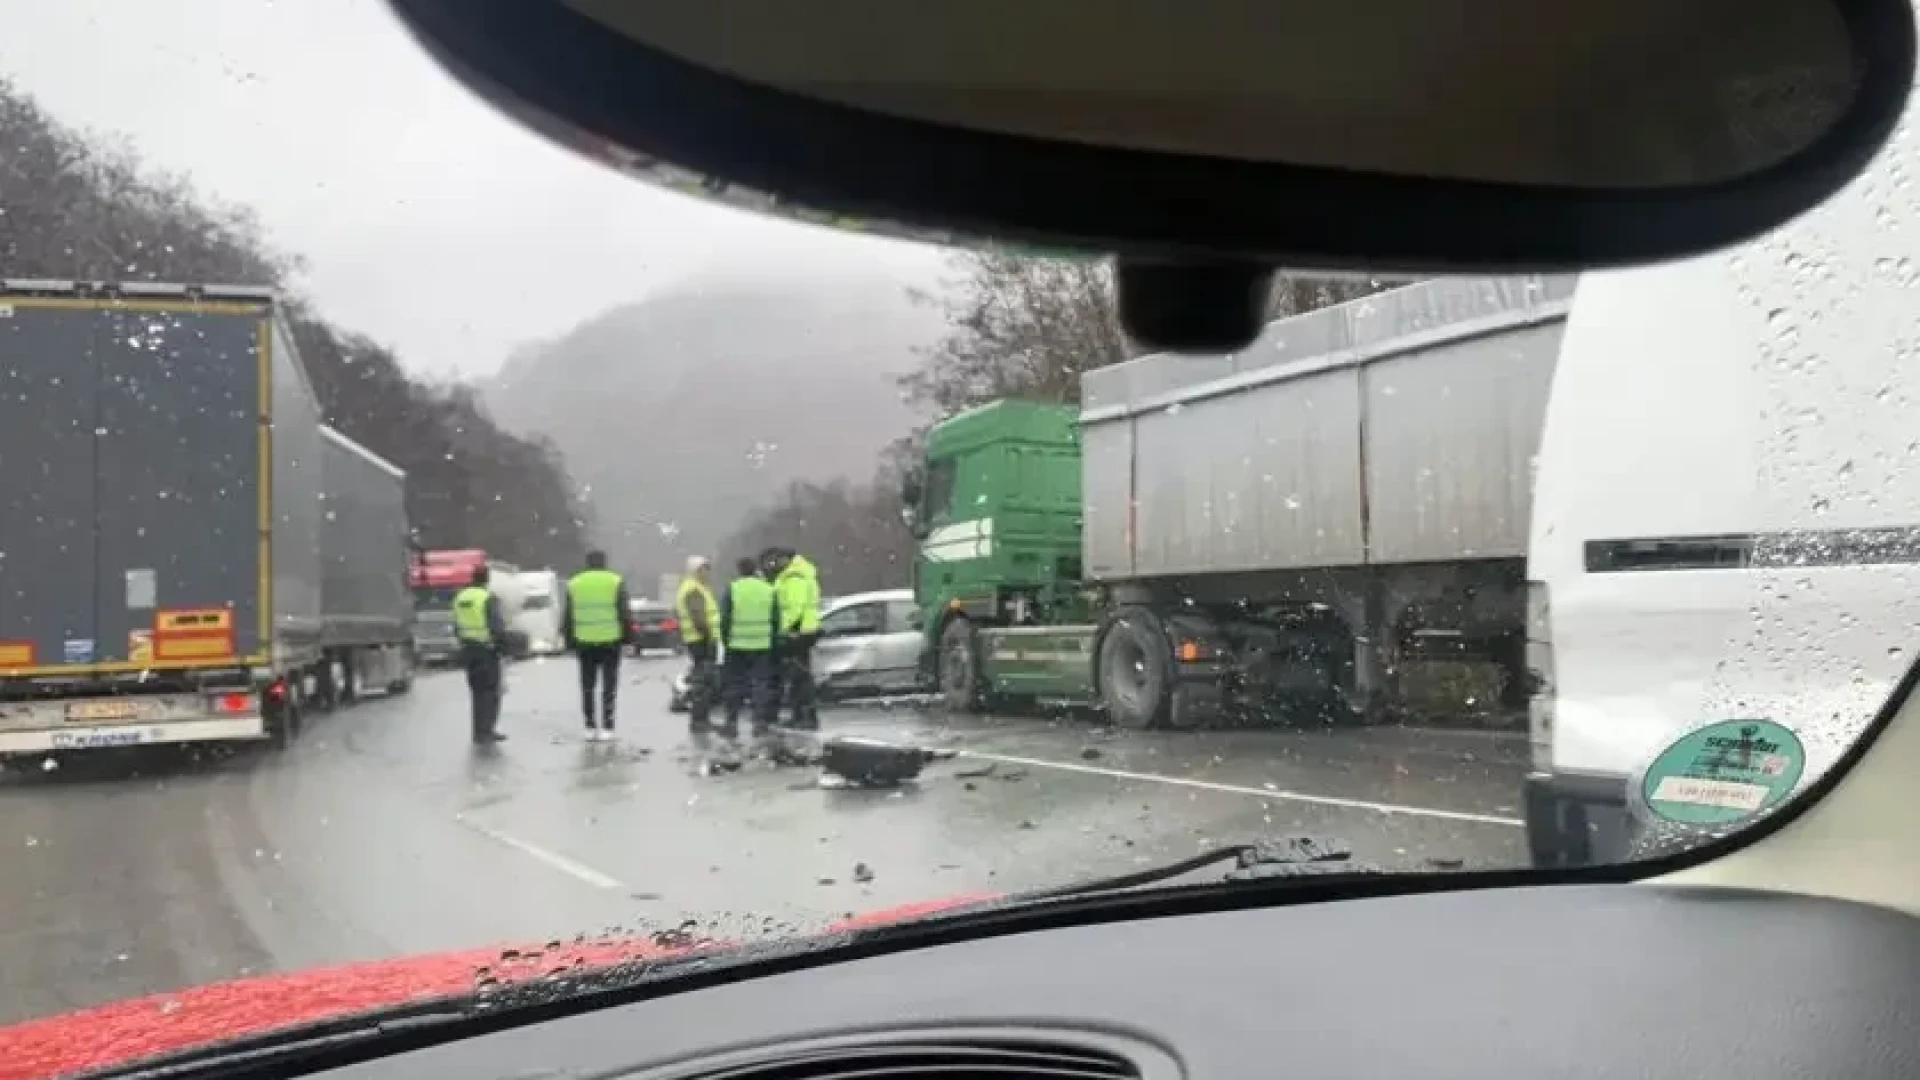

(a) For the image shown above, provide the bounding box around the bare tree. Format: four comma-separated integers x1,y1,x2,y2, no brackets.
718,475,915,594
900,253,1133,414
901,252,1419,419
1265,272,1419,320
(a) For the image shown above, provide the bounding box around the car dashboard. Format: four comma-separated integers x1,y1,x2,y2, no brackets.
305,883,1920,1080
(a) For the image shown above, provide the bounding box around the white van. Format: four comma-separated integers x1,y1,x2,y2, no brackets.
1525,124,1920,867
512,570,566,656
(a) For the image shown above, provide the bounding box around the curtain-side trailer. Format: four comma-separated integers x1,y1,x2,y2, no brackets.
317,426,417,705
0,281,392,759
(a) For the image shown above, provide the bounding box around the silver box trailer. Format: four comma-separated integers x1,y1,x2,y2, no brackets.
0,281,378,756
318,426,417,700
1075,276,1574,727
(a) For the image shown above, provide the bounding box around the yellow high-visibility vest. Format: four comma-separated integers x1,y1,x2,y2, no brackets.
453,586,492,644
726,577,775,651
676,576,717,643
567,569,625,645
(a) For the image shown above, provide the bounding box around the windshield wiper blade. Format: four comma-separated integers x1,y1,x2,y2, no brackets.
1020,835,1382,903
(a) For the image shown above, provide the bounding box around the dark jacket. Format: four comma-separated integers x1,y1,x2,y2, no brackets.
718,577,782,652
486,595,509,645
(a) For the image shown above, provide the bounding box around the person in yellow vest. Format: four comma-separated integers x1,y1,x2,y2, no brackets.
675,555,719,730
718,555,783,739
563,550,633,743
764,546,823,730
453,566,510,745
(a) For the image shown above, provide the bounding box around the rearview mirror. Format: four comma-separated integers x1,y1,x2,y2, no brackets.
395,0,1913,345
901,505,929,541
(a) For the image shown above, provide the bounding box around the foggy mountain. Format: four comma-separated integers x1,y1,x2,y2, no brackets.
487,270,945,592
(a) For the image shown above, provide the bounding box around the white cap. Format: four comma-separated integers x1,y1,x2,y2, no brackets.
687,555,712,572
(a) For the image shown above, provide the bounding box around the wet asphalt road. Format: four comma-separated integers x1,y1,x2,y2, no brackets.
0,653,1527,1026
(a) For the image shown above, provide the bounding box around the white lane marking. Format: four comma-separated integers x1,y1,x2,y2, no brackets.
807,733,1524,828
455,816,625,889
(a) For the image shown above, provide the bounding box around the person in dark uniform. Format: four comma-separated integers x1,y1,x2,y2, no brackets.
719,556,782,739
453,566,510,744
564,550,633,742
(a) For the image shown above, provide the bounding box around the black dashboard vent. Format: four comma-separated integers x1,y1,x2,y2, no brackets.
693,1041,1142,1080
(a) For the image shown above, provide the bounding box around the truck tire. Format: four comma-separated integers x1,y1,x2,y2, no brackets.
938,617,986,713
264,684,302,750
1098,608,1174,729
314,660,341,714
338,655,360,707
388,646,415,695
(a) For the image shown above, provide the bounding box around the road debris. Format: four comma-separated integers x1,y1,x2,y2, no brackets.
818,737,943,787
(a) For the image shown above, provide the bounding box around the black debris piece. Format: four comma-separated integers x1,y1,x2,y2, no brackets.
819,737,939,787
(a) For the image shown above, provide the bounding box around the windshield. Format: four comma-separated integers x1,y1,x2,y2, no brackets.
1,1,1916,1067
413,587,461,612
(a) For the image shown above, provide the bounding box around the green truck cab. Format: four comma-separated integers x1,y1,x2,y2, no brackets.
901,398,1242,726
900,401,1092,710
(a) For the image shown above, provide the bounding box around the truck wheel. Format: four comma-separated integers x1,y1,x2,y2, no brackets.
1098,609,1174,729
265,685,302,750
339,656,360,706
938,617,986,713
314,660,340,714
388,646,415,695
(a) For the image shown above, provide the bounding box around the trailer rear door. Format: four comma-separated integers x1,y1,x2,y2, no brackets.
93,304,264,668
0,301,103,674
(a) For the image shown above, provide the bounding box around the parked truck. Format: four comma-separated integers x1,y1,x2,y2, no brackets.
0,280,417,758
512,569,565,656
409,549,526,665
903,276,1571,729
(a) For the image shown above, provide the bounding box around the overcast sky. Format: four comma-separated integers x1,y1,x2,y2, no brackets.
0,0,948,378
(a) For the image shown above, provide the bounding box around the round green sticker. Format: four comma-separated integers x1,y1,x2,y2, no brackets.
1640,719,1806,826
